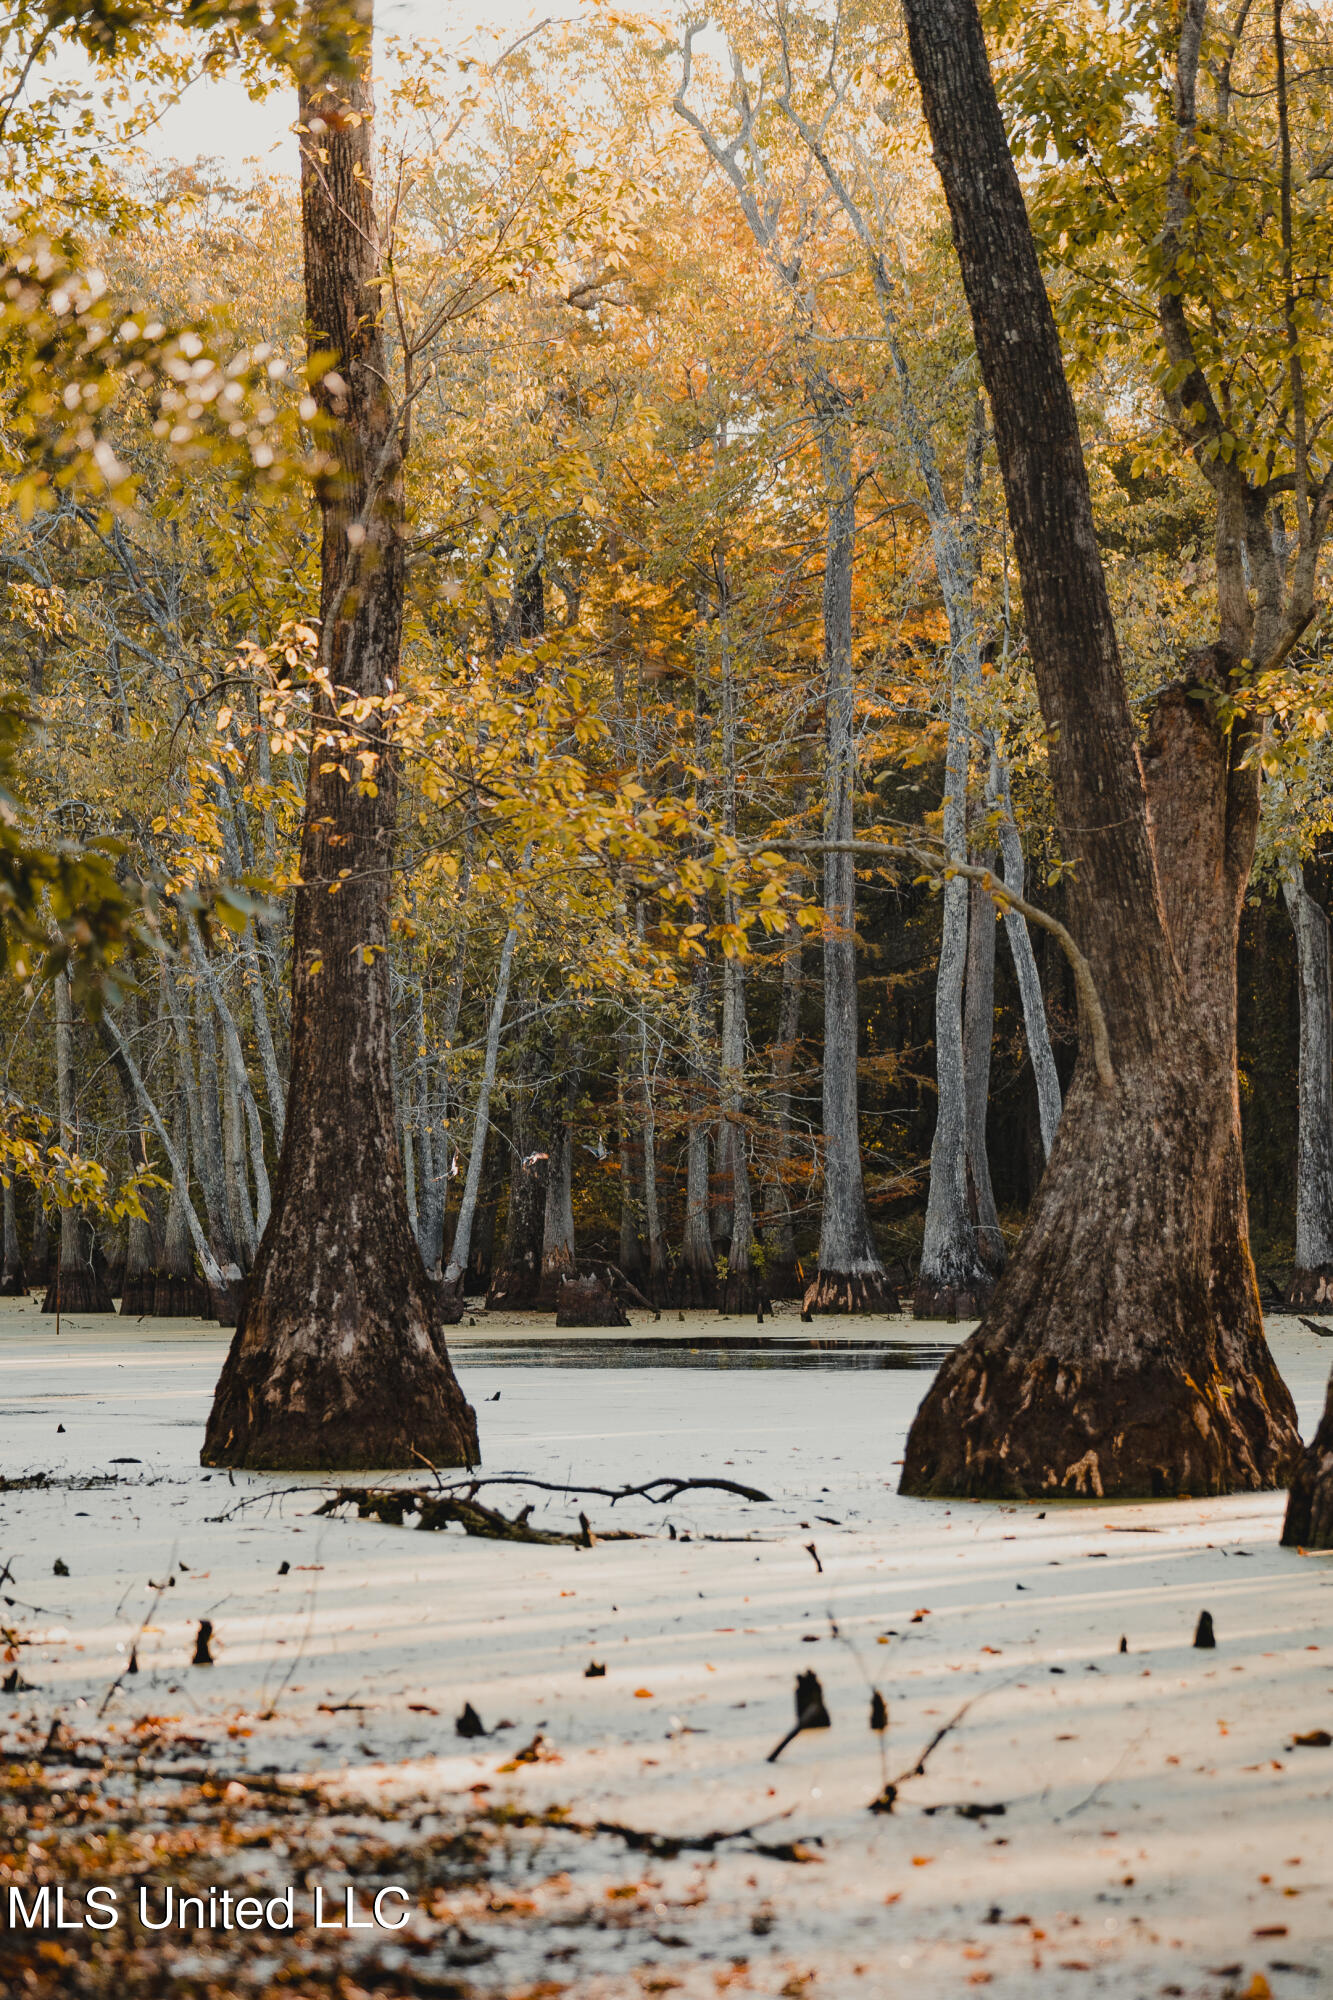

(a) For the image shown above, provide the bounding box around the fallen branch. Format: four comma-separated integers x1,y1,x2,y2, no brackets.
313,1488,644,1545
486,1802,816,1862
209,1471,772,1525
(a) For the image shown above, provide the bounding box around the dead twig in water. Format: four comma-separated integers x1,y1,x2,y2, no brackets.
868,1675,1023,1813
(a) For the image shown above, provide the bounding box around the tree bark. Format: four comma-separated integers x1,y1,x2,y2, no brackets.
1281,868,1333,1307
897,0,1299,1497
203,2,477,1469
805,394,897,1315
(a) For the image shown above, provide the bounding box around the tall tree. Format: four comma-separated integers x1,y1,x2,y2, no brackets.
203,0,477,1470
897,0,1300,1498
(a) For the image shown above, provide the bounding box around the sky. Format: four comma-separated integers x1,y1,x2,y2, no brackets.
133,1,598,172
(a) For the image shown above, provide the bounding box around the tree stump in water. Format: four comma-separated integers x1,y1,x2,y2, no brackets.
1282,1370,1333,1548
555,1276,628,1328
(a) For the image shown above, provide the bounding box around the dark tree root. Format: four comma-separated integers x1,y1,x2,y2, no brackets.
1282,1367,1333,1548
802,1269,900,1317
901,1335,1302,1500
1286,1266,1333,1312
912,1276,994,1321
41,1266,116,1314
0,1263,26,1297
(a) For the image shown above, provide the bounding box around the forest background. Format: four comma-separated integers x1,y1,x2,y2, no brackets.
3,0,1330,1327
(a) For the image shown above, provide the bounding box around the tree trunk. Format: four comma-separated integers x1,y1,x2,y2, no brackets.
203,4,477,1470
805,394,896,1315
764,918,803,1296
537,1083,577,1309
637,997,668,1300
674,952,718,1308
962,861,1004,1270
897,0,1299,1496
29,1199,49,1290
0,1176,27,1295
616,1039,647,1285
1283,1372,1333,1546
487,1026,549,1310
915,679,990,1318
1281,868,1333,1307
443,918,520,1298
153,1104,211,1318
42,970,114,1315
995,758,1062,1159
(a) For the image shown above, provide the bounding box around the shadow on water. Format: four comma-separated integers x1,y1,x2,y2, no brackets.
451,1335,950,1371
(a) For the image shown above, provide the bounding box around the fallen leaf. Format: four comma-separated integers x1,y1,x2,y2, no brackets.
1289,1729,1331,1748
634,1687,654,1698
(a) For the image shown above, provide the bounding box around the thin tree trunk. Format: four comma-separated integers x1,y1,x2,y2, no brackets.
29,1199,49,1290
805,396,896,1315
204,1,477,1470
1281,867,1333,1305
100,1011,226,1302
160,953,228,1253
42,969,114,1315
915,675,988,1316
638,1005,668,1298
675,951,718,1308
537,1078,577,1309
616,1035,646,1283
487,1026,550,1309
994,757,1062,1159
443,917,520,1294
962,860,1004,1270
898,0,1299,1497
152,1101,211,1317
764,917,803,1296
0,1175,26,1295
